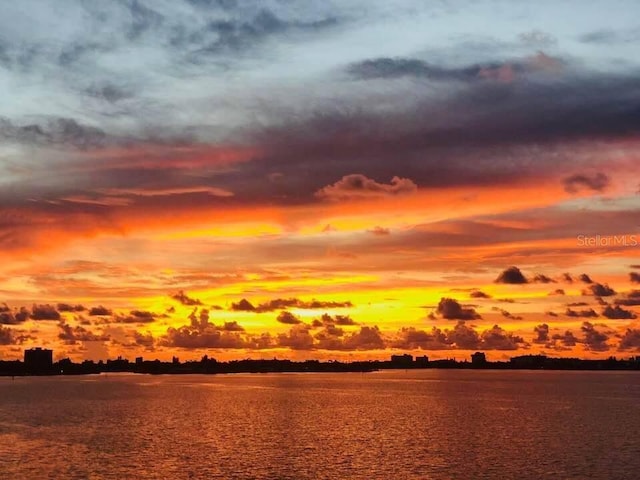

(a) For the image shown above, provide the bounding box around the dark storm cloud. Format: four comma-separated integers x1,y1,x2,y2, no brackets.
562,172,610,194
630,272,640,283
30,304,61,321
580,322,610,352
252,64,640,199
583,283,616,297
436,298,481,320
171,291,204,306
601,305,637,320
495,266,528,284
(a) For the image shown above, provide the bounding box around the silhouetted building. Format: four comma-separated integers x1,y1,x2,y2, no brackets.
391,354,413,366
24,347,53,374
471,352,487,366
510,354,547,369
415,355,429,367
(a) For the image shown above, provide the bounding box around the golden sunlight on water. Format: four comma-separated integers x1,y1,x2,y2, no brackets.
1,370,639,479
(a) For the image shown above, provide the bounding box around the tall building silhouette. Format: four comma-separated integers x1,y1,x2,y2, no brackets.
24,347,53,374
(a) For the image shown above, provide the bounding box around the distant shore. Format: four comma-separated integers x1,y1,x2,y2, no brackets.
2,352,640,376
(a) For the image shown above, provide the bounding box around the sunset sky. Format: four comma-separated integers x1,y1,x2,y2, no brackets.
1,0,639,362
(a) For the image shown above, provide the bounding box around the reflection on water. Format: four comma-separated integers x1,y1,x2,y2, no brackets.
1,370,639,479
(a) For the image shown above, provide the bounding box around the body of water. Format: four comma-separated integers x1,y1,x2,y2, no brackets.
1,370,639,479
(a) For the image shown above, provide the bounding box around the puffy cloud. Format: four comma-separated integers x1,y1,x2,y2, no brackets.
221,321,244,332
436,297,481,320
552,330,579,347
276,311,302,325
230,298,256,311
341,326,385,351
480,325,526,350
277,324,315,350
231,297,353,312
0,325,15,344
0,306,30,325
580,322,610,352
601,305,637,320
533,274,555,284
170,290,203,306
470,290,491,299
112,310,158,324
618,329,640,351
57,303,86,312
615,290,640,306
562,273,574,283
392,326,450,350
563,172,609,194
89,306,112,316
495,266,528,284
630,272,640,284
582,283,616,297
579,274,594,284
133,331,155,348
533,324,550,344
445,321,481,350
566,307,599,318
161,312,249,349
315,174,417,201
30,304,61,321
316,313,357,326
58,322,109,344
